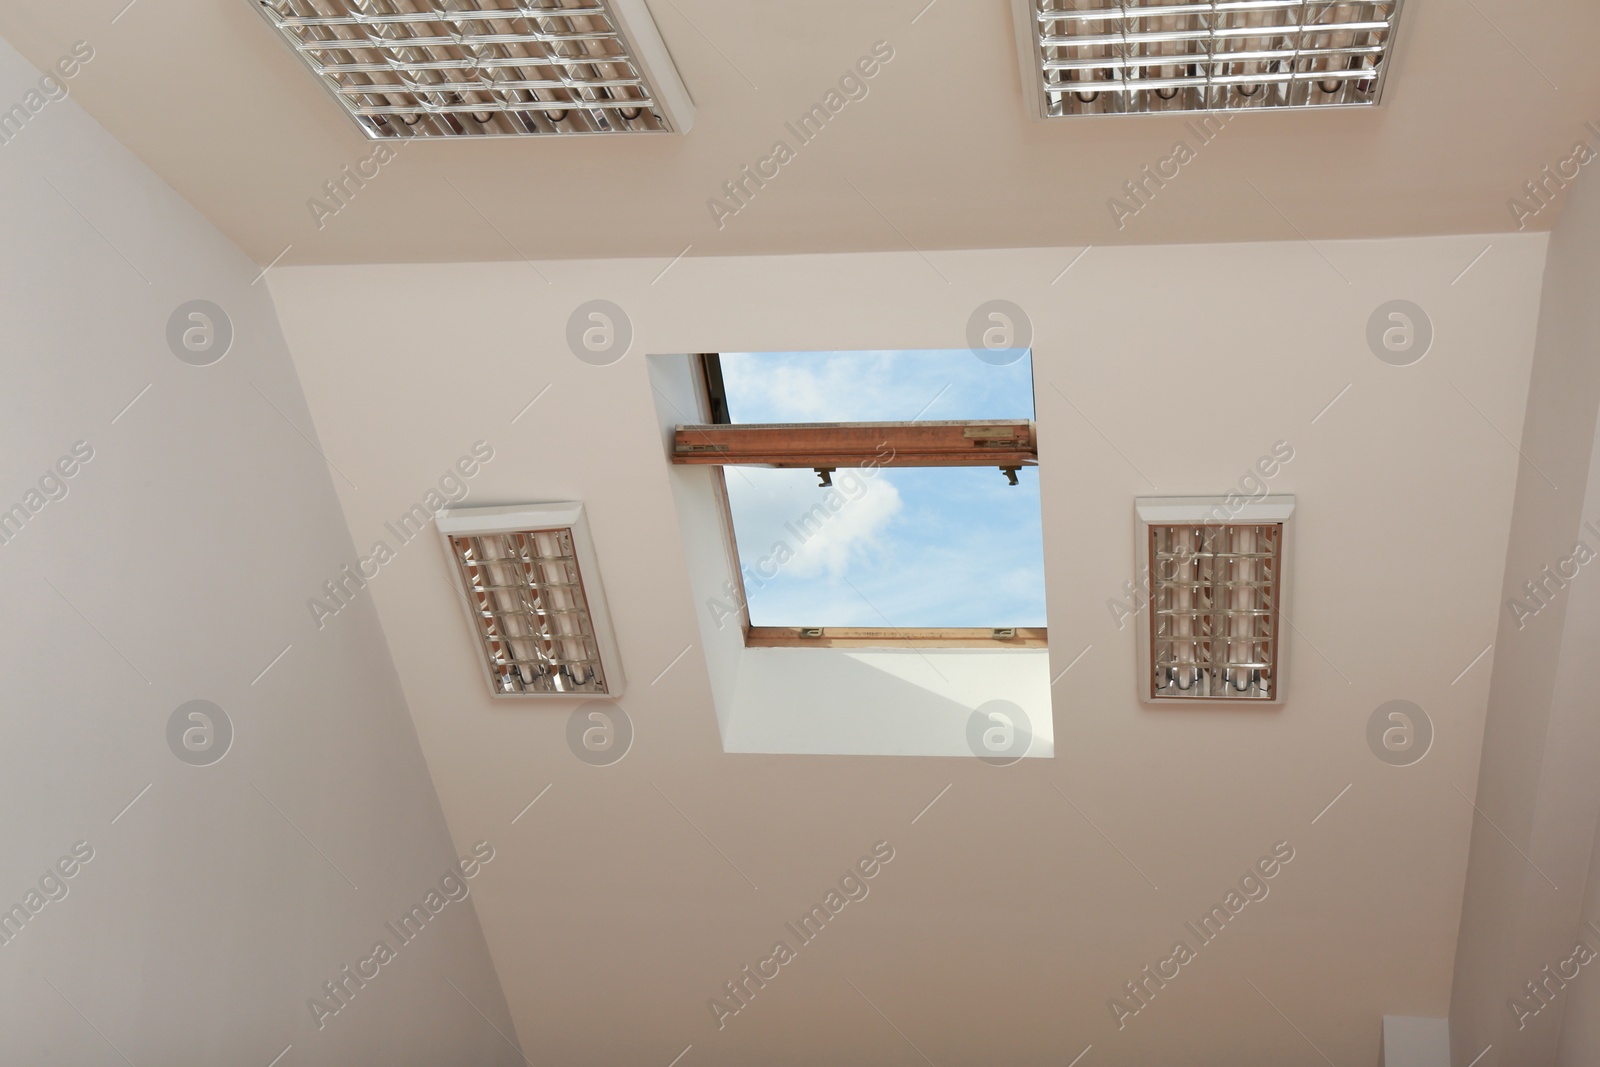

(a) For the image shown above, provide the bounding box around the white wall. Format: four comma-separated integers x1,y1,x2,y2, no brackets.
1446,149,1600,1067
267,230,1546,1066
1441,150,1600,1066
1551,423,1600,1061
0,38,519,1067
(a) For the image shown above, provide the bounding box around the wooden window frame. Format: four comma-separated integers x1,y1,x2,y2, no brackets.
747,626,1049,648
682,354,1047,650
672,419,1038,472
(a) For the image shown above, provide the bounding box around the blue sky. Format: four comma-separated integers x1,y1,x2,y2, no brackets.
719,350,1047,628
720,349,1034,423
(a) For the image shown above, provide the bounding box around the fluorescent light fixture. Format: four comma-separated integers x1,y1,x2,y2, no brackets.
437,503,625,698
1135,496,1294,703
252,0,694,138
1013,0,1403,117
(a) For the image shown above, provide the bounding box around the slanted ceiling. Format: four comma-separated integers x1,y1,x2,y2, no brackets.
266,232,1544,1065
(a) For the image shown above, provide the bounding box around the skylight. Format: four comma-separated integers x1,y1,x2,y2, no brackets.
252,0,694,139
1013,0,1403,117
724,465,1047,629
694,351,1047,642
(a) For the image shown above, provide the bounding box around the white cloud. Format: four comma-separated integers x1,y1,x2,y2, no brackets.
786,475,902,579
723,466,902,582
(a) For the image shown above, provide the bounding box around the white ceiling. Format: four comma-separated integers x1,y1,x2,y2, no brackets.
2,2,1583,1059
266,232,1545,1064
1,0,1597,264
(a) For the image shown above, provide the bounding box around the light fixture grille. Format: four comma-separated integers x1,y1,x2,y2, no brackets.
1027,0,1402,116
447,528,609,695
254,0,678,137
1149,523,1281,700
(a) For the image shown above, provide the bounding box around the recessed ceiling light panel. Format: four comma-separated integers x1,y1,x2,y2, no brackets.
252,0,694,138
437,503,625,698
1013,0,1403,117
1135,496,1294,703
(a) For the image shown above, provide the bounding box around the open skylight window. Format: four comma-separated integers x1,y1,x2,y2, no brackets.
673,351,1048,647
